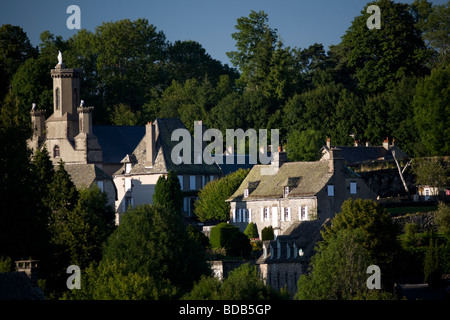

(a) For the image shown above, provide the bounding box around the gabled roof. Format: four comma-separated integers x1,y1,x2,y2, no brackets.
0,272,45,300
213,154,256,175
93,125,145,165
227,161,333,201
114,118,222,176
321,145,409,166
64,164,111,189
257,219,330,264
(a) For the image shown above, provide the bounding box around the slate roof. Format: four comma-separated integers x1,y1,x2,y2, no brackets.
114,118,223,176
257,219,330,264
213,154,256,175
0,272,45,300
227,159,359,202
322,145,409,166
93,125,145,165
64,164,111,189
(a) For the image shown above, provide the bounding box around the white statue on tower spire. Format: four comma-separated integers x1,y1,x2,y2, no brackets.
57,51,63,66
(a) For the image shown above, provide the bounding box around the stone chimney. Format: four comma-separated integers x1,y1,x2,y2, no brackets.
328,148,343,174
145,122,156,167
326,138,331,149
354,140,361,147
271,145,287,168
30,105,45,145
383,138,389,150
16,260,39,287
77,101,94,135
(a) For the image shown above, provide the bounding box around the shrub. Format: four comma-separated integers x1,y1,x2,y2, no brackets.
261,226,274,241
209,223,251,258
244,222,259,239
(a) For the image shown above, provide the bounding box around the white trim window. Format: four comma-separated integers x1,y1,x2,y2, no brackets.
189,175,196,190
350,182,357,194
327,185,334,197
244,189,249,198
281,207,291,221
125,177,132,192
299,206,308,221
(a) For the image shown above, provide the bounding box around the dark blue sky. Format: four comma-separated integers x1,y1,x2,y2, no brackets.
0,0,446,66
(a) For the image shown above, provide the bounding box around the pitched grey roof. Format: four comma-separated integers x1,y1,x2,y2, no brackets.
213,154,256,175
64,164,111,189
257,219,330,264
114,118,223,176
93,125,145,164
227,160,333,201
0,272,45,300
322,145,409,166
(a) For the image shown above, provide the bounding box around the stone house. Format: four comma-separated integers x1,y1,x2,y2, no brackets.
227,148,377,238
27,53,116,207
226,148,377,296
113,118,223,224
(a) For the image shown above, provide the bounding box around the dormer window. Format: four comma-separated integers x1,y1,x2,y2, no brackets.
284,186,289,197
244,188,249,198
125,162,132,174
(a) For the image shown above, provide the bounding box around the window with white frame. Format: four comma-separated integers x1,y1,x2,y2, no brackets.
300,206,308,221
284,207,291,221
350,182,357,194
244,189,249,198
284,186,289,197
327,184,334,196
189,175,196,190
264,207,269,220
125,177,132,192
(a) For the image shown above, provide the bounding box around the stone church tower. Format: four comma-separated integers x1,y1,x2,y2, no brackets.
28,52,103,167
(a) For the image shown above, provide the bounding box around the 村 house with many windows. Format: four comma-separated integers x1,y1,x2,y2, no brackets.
113,118,222,224
227,148,377,296
227,148,377,238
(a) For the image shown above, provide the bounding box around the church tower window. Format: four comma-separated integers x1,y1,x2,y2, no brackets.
54,145,60,158
55,88,60,110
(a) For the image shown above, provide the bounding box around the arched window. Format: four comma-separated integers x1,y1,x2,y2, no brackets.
55,88,60,110
54,145,60,158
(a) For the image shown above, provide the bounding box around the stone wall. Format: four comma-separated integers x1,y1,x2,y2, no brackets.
357,168,415,198
393,211,437,233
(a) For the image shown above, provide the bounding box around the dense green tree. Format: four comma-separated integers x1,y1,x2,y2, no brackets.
183,263,280,300
417,1,450,67
227,10,277,91
0,91,39,260
109,103,141,126
166,40,238,85
0,24,38,100
153,170,182,213
244,222,259,239
338,0,430,94
102,204,209,293
195,168,249,222
321,199,401,286
412,65,449,156
412,158,449,191
295,229,396,300
435,202,450,239
286,129,324,162
63,260,178,300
